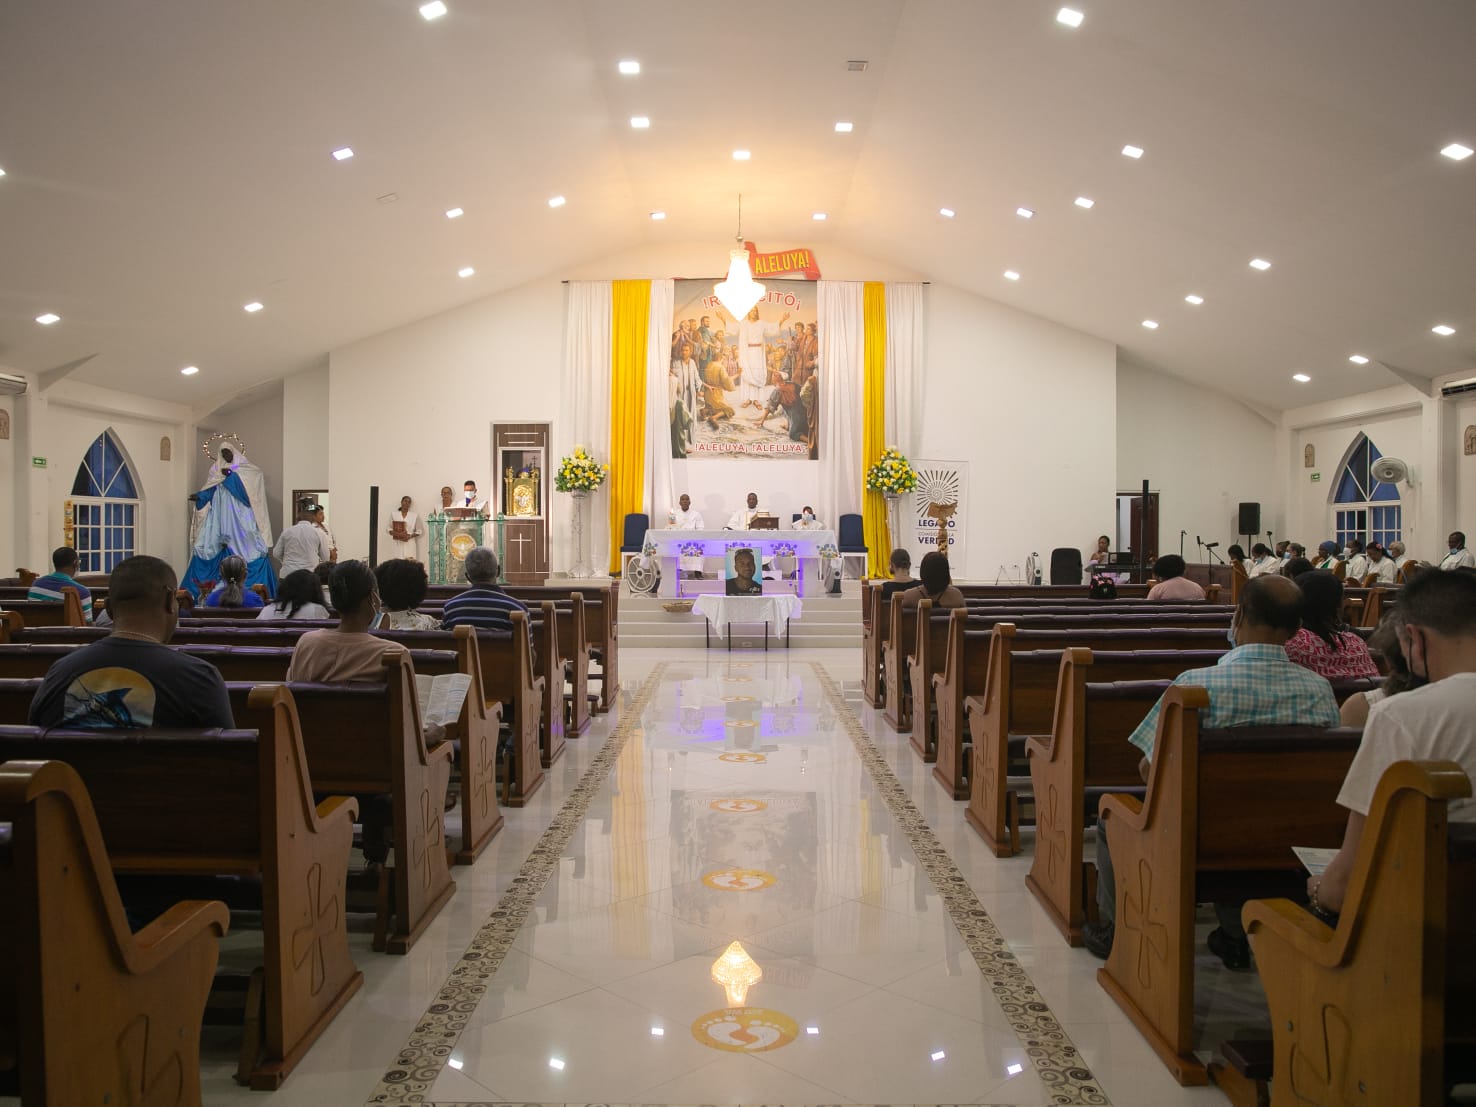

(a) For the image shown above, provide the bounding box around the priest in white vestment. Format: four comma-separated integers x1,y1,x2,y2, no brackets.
725,491,762,530
667,493,705,530
723,306,790,409
386,495,423,559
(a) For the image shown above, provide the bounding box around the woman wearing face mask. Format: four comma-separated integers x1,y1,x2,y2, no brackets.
1339,614,1420,726
1342,538,1368,581
1442,531,1476,571
793,505,824,530
1283,570,1379,679
286,560,406,683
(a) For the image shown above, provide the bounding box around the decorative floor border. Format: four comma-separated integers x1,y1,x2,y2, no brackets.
367,664,668,1104
365,658,1107,1107
811,664,1109,1106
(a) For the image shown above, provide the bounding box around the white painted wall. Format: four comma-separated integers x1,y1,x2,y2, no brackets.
283,363,329,499
922,283,1117,580
1116,361,1279,555
0,392,15,574
1456,393,1476,536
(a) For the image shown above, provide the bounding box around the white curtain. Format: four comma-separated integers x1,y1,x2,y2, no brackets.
884,282,925,456
817,281,864,536
642,278,676,524
561,281,612,573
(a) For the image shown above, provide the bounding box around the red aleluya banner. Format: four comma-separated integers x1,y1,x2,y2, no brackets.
743,241,821,280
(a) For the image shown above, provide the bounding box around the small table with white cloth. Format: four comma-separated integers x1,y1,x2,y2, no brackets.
692,594,803,650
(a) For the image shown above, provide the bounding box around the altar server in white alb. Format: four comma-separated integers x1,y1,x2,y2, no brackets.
386,495,422,560
726,491,762,530
668,493,704,530
793,506,824,531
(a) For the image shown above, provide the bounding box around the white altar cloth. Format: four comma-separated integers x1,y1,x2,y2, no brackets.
642,528,836,598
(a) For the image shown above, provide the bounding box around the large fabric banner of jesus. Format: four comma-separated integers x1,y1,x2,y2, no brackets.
667,279,818,460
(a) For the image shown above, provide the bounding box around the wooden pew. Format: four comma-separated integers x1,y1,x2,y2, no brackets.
963,625,1231,854
505,583,617,713
908,599,950,760
882,594,915,731
554,593,592,735
1096,687,1361,1085
222,653,456,955
468,613,544,806
526,602,567,767
862,581,891,708
0,759,229,1107
0,687,363,1090
0,588,85,629
1232,762,1475,1107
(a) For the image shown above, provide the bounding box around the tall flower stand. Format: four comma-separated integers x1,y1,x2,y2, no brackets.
884,493,904,554
568,490,594,578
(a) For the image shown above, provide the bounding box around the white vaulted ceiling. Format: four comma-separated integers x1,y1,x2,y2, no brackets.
1,0,1472,410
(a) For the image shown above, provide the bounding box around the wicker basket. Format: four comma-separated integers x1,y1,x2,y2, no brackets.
661,599,695,614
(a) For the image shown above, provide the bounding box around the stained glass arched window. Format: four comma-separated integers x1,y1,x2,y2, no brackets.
69,431,141,572
1331,433,1400,548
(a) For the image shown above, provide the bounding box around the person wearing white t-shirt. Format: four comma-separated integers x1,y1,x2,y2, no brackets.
1364,543,1397,584
1441,531,1476,571
1342,538,1369,582
1246,543,1280,578
1311,568,1476,915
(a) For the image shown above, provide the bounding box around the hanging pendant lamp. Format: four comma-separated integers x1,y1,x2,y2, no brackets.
713,194,766,318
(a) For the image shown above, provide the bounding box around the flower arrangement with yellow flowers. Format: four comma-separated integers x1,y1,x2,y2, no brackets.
555,448,609,492
864,447,918,496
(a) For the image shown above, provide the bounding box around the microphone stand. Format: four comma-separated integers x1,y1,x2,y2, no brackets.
1196,536,1204,563
1206,545,1226,565
1180,529,1187,558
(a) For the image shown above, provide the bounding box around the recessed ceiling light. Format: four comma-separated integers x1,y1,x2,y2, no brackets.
650,1027,664,1036
331,147,354,161
1003,270,1020,281
812,212,827,221
649,210,666,221
180,365,200,376
846,59,868,71
1440,142,1473,161
618,59,640,75
1184,294,1204,305
35,313,60,325
458,266,475,278
732,149,751,161
419,1,447,20
834,121,854,133
930,1050,947,1061
547,195,566,207
1293,373,1311,382
1074,196,1095,209
243,301,264,313
548,1058,565,1071
630,116,650,129
1433,324,1456,336
1249,257,1272,270
938,207,955,218
1349,354,1369,364
1141,319,1159,329
1016,206,1034,219
445,206,464,219
1122,144,1144,158
1056,7,1084,27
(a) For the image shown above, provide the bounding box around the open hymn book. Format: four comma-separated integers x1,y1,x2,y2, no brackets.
415,673,473,729
1293,846,1338,876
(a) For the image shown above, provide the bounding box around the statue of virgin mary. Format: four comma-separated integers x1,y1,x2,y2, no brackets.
182,439,277,599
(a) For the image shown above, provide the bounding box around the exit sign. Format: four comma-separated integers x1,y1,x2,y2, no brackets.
31,456,46,468
1311,472,1321,482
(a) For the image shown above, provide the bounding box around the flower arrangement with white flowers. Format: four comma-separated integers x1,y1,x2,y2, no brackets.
555,448,609,493
864,447,918,496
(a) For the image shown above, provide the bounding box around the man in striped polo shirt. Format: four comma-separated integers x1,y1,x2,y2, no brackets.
440,547,527,633
28,546,95,623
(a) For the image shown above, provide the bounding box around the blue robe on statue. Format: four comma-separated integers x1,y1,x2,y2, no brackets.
183,471,278,599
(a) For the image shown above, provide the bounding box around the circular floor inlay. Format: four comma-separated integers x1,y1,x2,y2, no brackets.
701,868,777,891
718,752,766,763
691,1007,798,1052
709,798,768,813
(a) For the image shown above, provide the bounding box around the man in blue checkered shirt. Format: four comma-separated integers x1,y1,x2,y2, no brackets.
1082,574,1340,969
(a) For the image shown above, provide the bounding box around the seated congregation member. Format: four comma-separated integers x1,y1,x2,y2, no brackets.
1287,542,1307,561
1387,540,1412,573
879,548,915,600
1284,570,1379,680
286,560,407,683
1145,554,1205,601
1314,540,1341,571
1246,543,1280,578
29,555,232,728
202,555,264,609
1082,575,1340,968
28,545,95,622
725,548,763,596
1311,568,1476,915
1442,530,1475,571
1281,555,1315,579
1274,540,1291,559
440,547,527,633
1342,537,1369,581
374,558,441,631
1364,542,1397,584
900,551,965,610
1339,615,1417,727
257,568,331,621
1227,543,1248,570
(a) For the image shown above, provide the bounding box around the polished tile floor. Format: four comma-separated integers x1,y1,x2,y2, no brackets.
195,650,1259,1106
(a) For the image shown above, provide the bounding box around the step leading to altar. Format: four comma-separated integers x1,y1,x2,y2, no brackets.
616,581,863,649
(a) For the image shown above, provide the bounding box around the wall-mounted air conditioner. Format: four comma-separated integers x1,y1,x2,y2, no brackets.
0,371,28,396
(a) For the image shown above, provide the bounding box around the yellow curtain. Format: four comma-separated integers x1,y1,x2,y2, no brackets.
862,281,889,576
608,280,649,574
